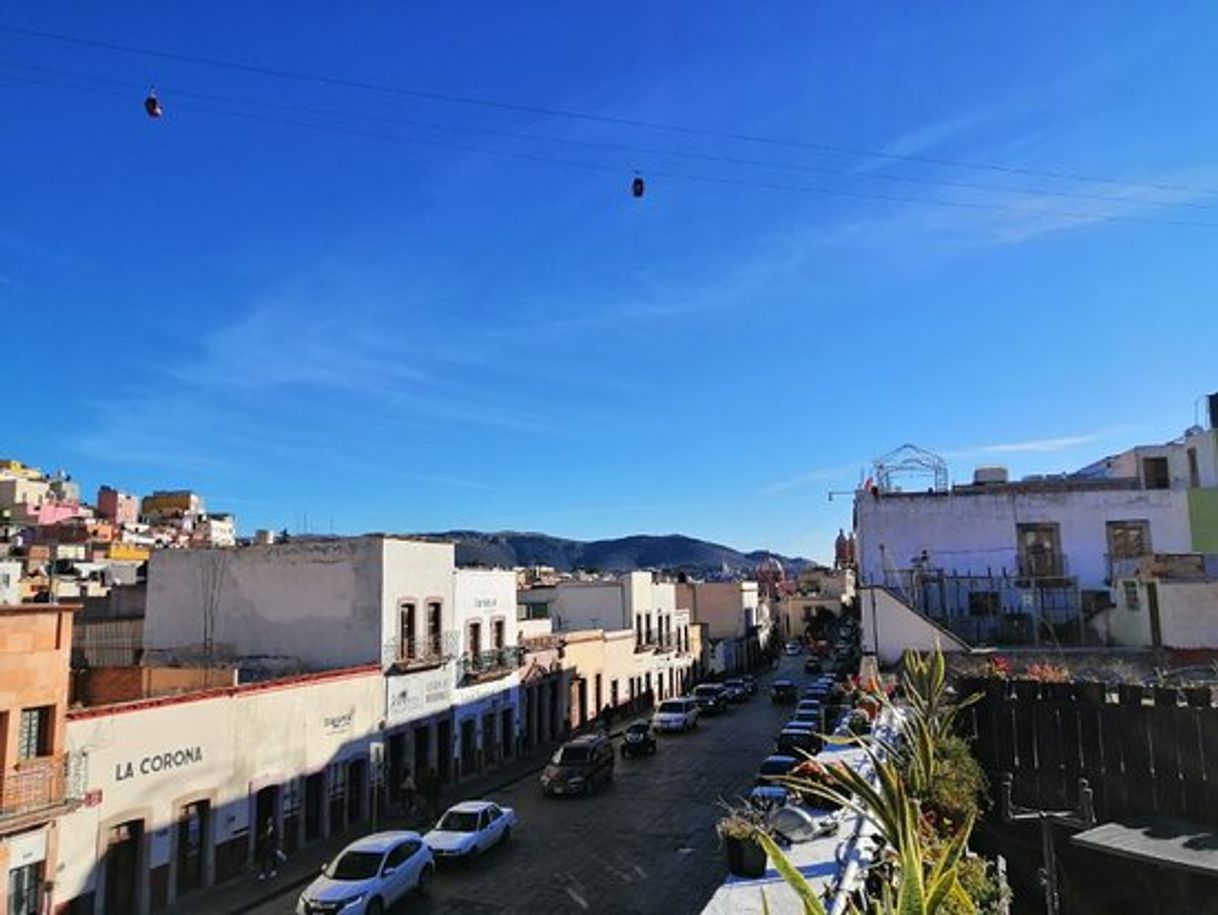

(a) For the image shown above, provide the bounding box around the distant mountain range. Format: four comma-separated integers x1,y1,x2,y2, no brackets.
431,530,814,576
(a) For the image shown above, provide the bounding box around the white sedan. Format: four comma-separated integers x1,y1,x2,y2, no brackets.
297,831,432,915
423,800,517,861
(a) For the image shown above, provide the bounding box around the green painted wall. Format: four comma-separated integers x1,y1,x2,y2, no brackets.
1188,488,1218,553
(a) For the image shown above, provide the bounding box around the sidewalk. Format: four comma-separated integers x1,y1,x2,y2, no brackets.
164,726,641,915
165,743,550,915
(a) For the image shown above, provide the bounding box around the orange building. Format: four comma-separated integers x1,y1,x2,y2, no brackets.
0,604,79,915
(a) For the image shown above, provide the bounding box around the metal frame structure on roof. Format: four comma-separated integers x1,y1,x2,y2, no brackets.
871,443,948,493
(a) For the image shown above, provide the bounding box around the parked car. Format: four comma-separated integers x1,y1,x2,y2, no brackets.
692,683,729,715
722,678,749,702
795,700,825,729
651,698,699,733
741,674,758,695
784,640,803,656
755,754,800,785
540,734,615,796
621,722,659,756
423,801,516,861
747,784,790,811
775,727,823,757
801,683,831,701
297,831,433,915
791,708,823,727
782,719,816,733
770,679,798,704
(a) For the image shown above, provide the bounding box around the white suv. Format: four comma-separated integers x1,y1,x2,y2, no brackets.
297,831,433,915
651,697,700,732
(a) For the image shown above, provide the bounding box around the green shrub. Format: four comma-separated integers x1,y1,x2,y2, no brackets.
924,735,988,831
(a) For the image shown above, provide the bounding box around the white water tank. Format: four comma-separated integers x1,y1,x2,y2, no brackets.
973,466,1009,485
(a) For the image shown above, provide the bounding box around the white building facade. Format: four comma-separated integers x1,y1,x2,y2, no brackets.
57,667,384,914
855,422,1218,646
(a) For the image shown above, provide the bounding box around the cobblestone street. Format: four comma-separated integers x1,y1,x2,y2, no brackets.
248,660,800,915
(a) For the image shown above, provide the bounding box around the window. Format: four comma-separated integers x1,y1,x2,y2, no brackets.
8,862,43,915
386,839,419,868
427,602,442,656
1188,448,1201,488
1142,456,1170,490
399,602,416,660
469,621,482,658
329,764,348,798
1016,523,1062,578
492,619,505,650
1123,581,1141,611
18,706,51,759
1107,520,1151,560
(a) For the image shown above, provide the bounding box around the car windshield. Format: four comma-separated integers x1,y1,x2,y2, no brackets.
658,701,686,714
438,810,481,832
694,685,721,696
725,680,744,688
553,746,591,765
324,850,383,881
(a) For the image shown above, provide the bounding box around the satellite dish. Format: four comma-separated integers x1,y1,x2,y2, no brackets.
144,88,163,118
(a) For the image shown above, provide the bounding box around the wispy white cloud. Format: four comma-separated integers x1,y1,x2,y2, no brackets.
943,434,1101,458
759,463,861,496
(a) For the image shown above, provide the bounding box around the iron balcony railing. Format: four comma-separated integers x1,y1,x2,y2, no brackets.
457,646,524,682
0,753,80,822
382,630,460,673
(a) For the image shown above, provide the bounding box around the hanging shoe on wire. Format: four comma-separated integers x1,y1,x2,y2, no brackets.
631,174,645,198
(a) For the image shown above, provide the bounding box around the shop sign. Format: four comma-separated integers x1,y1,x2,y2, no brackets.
114,746,203,782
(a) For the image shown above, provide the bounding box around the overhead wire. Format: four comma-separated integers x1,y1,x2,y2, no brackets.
2,21,1216,199
1,58,1212,214
3,68,1218,230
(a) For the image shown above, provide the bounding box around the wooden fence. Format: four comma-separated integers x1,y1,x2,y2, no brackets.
959,676,1218,826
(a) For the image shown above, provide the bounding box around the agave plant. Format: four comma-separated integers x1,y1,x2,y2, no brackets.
754,800,974,914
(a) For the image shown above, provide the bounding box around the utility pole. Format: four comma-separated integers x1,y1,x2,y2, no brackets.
1000,774,1095,915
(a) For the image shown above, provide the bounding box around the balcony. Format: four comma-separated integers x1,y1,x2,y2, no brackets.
382,630,459,675
1,754,80,828
458,647,523,684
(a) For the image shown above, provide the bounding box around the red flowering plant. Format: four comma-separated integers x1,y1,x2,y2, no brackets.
986,655,1011,678
1025,661,1070,683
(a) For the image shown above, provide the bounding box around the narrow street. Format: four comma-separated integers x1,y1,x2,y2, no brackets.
250,659,804,915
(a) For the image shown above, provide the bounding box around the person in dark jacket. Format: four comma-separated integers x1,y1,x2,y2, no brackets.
256,817,278,879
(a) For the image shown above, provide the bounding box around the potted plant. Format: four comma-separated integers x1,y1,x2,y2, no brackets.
715,801,771,878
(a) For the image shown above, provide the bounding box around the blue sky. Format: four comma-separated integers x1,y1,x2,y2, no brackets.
3,4,1217,561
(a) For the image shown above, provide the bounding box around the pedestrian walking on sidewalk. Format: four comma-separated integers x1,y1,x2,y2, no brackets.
600,704,614,732
400,768,417,816
256,817,279,880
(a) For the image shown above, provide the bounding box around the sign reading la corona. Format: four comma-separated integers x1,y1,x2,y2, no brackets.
115,746,203,782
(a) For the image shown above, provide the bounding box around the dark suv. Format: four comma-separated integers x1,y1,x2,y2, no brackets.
540,734,615,796
770,679,798,704
692,683,729,715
